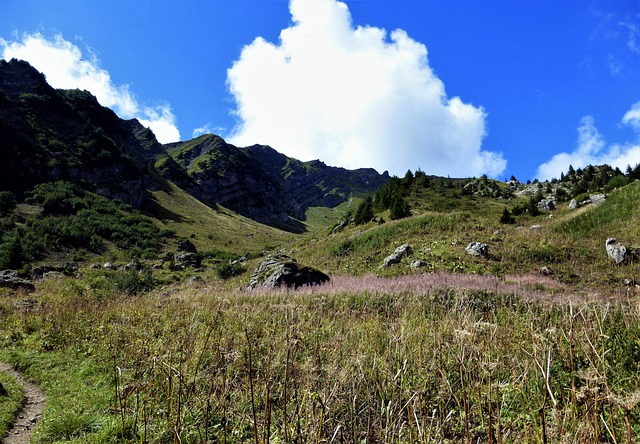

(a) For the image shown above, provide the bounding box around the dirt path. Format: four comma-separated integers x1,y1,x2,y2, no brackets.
0,363,46,444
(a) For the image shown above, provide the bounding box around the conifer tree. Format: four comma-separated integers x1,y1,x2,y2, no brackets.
499,208,515,224
353,196,374,225
389,193,411,220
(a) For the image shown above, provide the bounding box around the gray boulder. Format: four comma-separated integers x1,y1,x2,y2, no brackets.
410,260,427,268
0,270,35,292
382,244,413,268
174,251,201,269
540,266,554,276
605,238,627,265
465,242,489,258
569,199,579,210
174,239,201,269
248,254,329,290
537,198,555,212
590,194,606,206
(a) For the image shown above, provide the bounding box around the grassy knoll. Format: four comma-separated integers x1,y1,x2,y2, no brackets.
0,272,639,443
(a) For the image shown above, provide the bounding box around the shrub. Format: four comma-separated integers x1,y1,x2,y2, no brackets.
107,269,157,296
216,262,246,280
0,191,17,216
499,207,515,224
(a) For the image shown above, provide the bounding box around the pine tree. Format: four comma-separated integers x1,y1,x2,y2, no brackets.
499,208,515,224
0,230,23,269
389,193,411,220
353,196,374,225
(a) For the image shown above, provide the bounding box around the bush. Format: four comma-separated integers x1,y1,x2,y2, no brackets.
216,262,246,280
107,269,157,296
0,191,17,216
499,208,515,224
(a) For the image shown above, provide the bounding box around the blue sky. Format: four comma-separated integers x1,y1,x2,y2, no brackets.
1,0,639,181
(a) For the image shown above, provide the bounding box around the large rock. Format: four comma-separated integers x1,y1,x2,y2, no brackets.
31,262,79,279
173,239,201,269
590,194,606,206
382,244,413,268
0,270,35,292
465,242,489,258
605,238,627,265
537,198,555,212
569,199,579,210
248,255,329,290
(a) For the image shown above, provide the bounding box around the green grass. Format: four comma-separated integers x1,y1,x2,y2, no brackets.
0,367,24,437
144,180,296,256
0,275,638,443
555,180,640,239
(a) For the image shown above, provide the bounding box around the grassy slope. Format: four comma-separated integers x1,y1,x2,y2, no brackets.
0,181,639,443
143,179,296,256
295,180,640,294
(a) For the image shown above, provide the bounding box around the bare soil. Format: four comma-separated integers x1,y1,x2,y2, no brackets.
0,363,46,444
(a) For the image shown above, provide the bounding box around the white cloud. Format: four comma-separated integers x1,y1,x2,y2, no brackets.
619,21,640,54
1,33,180,143
138,104,181,143
192,125,212,138
536,107,640,180
226,0,505,177
622,100,640,131
192,124,226,139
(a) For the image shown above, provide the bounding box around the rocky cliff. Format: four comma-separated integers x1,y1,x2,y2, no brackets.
162,135,389,231
0,58,164,207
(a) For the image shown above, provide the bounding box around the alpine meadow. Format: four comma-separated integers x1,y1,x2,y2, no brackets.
1,31,640,444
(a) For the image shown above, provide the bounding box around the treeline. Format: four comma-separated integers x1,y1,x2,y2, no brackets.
344,170,467,228
0,181,172,270
499,163,640,224
556,163,640,199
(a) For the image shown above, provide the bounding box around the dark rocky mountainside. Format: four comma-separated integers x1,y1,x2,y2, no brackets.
161,135,389,231
0,59,176,207
1,58,389,232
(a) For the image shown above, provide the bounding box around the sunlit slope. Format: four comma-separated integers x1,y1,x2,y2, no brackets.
293,180,640,293
144,179,297,255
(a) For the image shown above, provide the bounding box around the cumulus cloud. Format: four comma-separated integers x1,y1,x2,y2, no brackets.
1,33,180,143
536,104,640,180
226,0,505,177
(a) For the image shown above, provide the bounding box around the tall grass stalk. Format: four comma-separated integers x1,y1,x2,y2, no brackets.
0,273,638,442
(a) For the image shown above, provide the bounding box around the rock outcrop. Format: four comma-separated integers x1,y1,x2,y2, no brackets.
537,198,555,212
248,255,329,290
0,270,35,292
465,242,489,258
173,239,201,269
605,238,627,265
382,244,413,268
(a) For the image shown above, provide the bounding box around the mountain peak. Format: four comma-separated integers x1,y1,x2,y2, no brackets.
0,59,52,99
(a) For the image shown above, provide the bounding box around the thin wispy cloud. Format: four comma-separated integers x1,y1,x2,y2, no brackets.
0,33,180,143
619,21,640,54
226,0,506,177
536,102,640,180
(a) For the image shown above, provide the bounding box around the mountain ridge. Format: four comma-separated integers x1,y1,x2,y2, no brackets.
161,134,388,231
0,58,389,233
